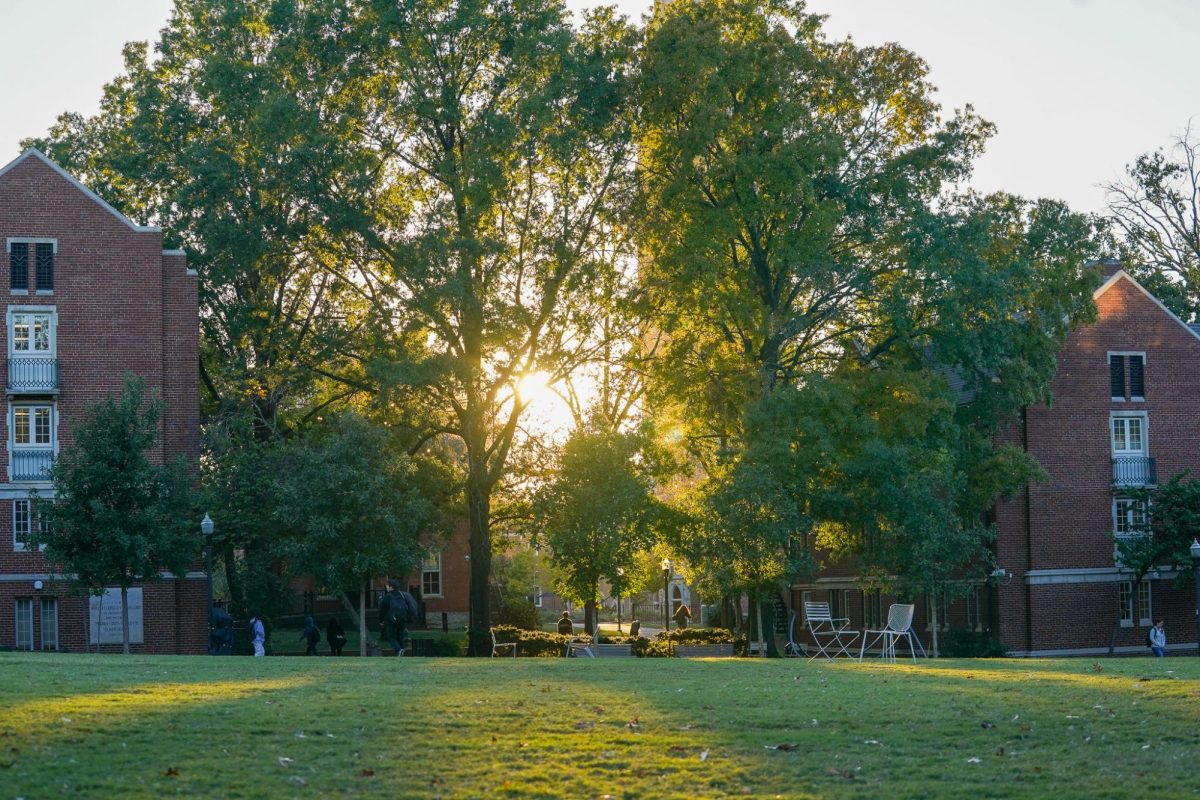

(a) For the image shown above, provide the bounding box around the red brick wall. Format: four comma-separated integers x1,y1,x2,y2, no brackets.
0,152,204,653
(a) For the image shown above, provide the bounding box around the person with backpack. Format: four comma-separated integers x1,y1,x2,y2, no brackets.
327,617,347,656
299,616,321,656
378,580,417,656
1148,618,1166,657
248,612,266,657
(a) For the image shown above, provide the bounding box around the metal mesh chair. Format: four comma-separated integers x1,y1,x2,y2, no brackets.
858,604,919,662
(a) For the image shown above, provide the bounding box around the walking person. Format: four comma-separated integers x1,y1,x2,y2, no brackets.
327,617,346,656
1149,618,1166,658
299,615,321,656
248,612,266,657
378,580,416,656
673,603,692,630
557,610,575,635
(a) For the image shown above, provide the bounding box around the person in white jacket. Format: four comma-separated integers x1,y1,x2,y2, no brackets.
1149,619,1166,658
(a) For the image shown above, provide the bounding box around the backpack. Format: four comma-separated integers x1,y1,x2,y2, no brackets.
385,591,418,626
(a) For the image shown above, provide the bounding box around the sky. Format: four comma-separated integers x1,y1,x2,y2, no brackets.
2,0,1198,215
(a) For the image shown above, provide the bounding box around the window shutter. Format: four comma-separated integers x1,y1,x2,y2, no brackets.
1129,355,1144,398
9,242,28,290
35,243,53,291
1109,355,1125,399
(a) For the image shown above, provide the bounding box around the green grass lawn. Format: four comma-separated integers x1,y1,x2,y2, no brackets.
0,653,1196,798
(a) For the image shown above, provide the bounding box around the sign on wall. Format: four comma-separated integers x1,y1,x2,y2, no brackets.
88,587,144,644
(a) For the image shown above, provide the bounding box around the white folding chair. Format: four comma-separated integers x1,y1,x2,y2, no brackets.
565,635,594,658
490,628,517,657
804,601,859,660
858,604,920,663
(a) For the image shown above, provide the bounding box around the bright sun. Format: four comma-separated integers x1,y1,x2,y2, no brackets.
515,370,579,439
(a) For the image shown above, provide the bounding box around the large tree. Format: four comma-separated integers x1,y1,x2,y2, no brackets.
1106,126,1200,321
34,376,196,654
343,0,639,654
637,0,1099,611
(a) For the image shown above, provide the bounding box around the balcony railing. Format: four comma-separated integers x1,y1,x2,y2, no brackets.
1112,456,1156,487
11,448,53,482
7,357,58,393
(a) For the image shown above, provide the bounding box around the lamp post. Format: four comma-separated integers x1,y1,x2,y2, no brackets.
615,567,625,633
1191,539,1200,657
661,557,672,633
201,513,214,650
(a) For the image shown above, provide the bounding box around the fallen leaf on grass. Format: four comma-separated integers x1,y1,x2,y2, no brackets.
627,717,640,730
863,739,880,745
573,721,593,731
357,769,375,778
980,722,995,729
700,750,709,762
1091,663,1103,673
163,767,180,777
294,732,306,739
966,757,982,764
277,757,294,767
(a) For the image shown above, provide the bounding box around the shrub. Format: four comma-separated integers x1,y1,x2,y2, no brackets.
495,599,542,631
652,627,747,656
490,625,573,657
939,629,1007,658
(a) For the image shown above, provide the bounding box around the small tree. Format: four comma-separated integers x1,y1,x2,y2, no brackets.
35,376,195,654
274,414,451,655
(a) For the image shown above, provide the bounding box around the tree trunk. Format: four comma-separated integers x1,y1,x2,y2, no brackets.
359,580,369,657
339,588,378,656
466,458,493,657
121,585,131,655
930,597,940,658
584,597,596,636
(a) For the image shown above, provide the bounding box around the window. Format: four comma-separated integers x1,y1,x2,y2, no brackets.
829,588,850,622
1114,497,1148,534
1109,353,1146,401
15,598,33,650
9,242,28,291
35,243,53,292
40,597,58,650
421,552,442,598
13,405,53,447
863,589,884,629
533,586,543,608
13,499,32,551
1111,415,1146,454
9,311,55,356
1137,581,1152,627
965,587,984,632
1118,581,1133,627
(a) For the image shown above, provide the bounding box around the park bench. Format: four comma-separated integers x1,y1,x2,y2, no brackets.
591,643,636,657
674,643,736,658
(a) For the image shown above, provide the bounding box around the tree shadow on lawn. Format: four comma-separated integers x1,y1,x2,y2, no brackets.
1,655,1196,798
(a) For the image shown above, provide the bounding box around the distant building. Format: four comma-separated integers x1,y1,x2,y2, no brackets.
0,149,202,653
793,263,1200,656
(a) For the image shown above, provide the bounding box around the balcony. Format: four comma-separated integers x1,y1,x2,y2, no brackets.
10,448,53,482
7,357,58,394
1112,456,1156,487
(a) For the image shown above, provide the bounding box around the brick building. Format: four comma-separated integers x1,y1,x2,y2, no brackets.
793,263,1200,656
0,149,203,654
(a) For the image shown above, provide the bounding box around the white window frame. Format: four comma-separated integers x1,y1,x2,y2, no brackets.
1118,581,1134,627
965,586,984,632
15,598,33,650
421,552,443,599
7,306,57,358
1137,581,1152,627
532,586,543,608
13,498,33,552
40,596,58,651
1113,496,1148,535
1110,412,1148,456
1108,351,1146,402
829,588,850,622
11,403,56,448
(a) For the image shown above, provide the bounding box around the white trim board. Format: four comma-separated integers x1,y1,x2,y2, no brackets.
0,149,160,233
1026,567,1182,585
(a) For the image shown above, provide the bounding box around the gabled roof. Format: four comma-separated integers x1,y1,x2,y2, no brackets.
1094,269,1200,345
0,148,159,233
